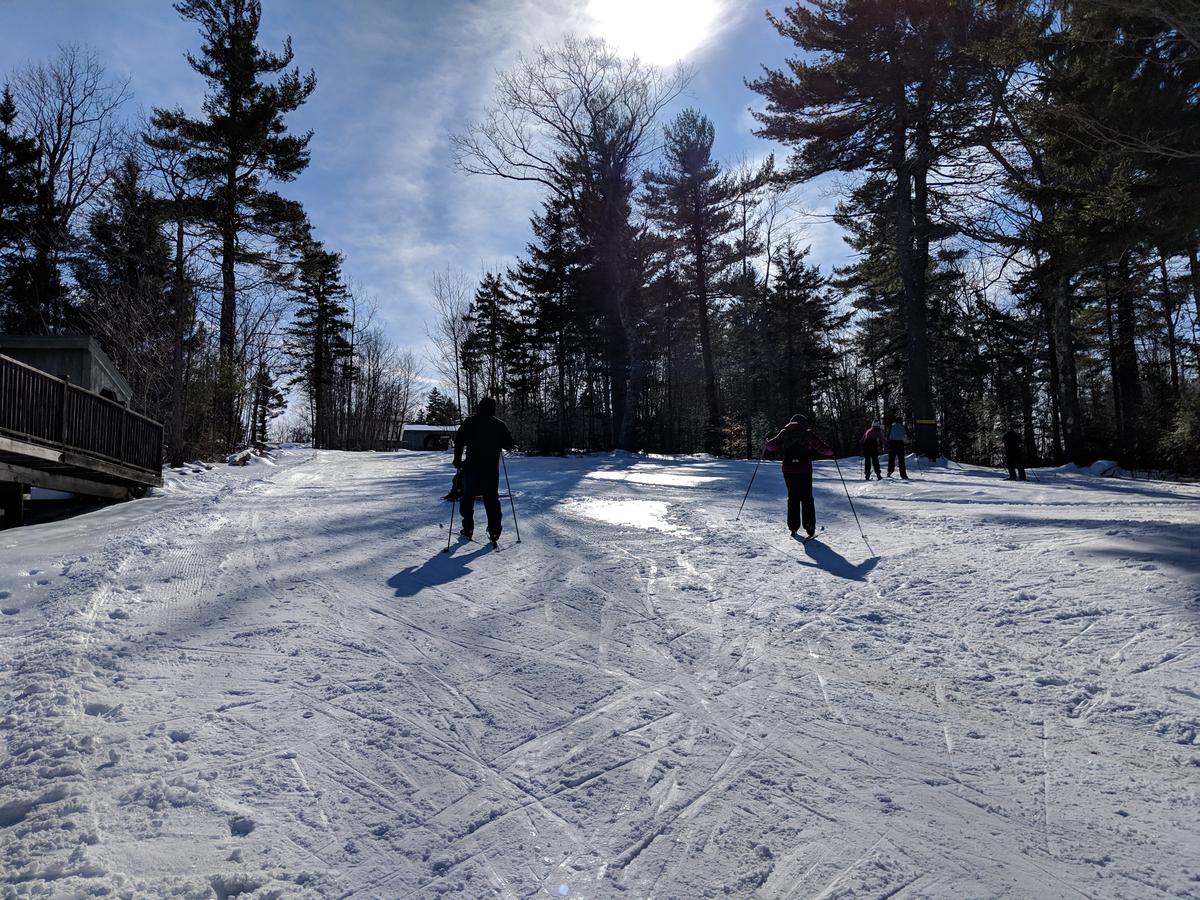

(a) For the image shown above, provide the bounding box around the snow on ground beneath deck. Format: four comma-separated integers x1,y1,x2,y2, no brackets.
1,449,1198,898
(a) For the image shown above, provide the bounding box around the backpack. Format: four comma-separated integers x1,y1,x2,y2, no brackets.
782,428,811,466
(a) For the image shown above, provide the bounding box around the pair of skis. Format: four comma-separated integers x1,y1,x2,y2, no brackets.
795,526,825,545
782,525,826,547
454,533,505,551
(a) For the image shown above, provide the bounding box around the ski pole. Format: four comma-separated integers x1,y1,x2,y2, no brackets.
735,449,765,522
443,468,458,553
832,453,874,555
501,452,521,543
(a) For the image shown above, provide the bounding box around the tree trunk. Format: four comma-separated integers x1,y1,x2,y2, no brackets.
890,83,938,460
600,236,639,450
893,168,938,459
1114,256,1142,444
167,214,187,468
785,298,796,414
605,299,629,450
1157,250,1179,396
1045,313,1064,465
218,216,238,450
693,242,722,456
1102,270,1124,453
1050,271,1086,462
1020,369,1036,464
557,329,567,454
1189,242,1200,327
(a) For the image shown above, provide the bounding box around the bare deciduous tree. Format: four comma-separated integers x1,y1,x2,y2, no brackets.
426,265,473,419
15,44,130,330
452,36,689,448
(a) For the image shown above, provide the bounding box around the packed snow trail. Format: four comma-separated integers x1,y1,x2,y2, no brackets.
1,448,1197,898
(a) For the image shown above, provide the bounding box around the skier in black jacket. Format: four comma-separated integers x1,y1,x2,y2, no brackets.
1001,426,1026,481
764,414,834,538
453,397,515,541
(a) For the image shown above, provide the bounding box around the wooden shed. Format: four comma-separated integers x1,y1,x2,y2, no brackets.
0,335,134,403
400,424,457,451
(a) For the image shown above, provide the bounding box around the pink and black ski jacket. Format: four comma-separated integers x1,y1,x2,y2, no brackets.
764,422,834,475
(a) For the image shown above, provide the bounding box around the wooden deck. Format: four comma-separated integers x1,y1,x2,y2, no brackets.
0,353,162,522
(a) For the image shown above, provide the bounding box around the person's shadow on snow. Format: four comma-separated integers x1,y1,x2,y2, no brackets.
797,538,879,581
388,544,491,598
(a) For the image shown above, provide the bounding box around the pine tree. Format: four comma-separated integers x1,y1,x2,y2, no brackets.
422,388,460,425
750,0,1007,458
73,155,174,413
510,197,589,453
454,37,688,449
249,361,287,448
462,272,516,403
766,241,850,419
0,85,40,332
150,0,316,450
642,109,743,455
286,236,351,450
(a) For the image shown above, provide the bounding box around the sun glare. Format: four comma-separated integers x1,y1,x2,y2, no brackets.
585,0,728,66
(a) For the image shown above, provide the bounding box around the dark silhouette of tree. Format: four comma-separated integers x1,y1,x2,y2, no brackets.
749,0,1005,458
642,109,747,455
453,36,687,449
13,46,129,333
286,235,351,450
0,85,41,332
150,0,316,450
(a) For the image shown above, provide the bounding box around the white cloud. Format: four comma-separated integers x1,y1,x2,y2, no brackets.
303,0,585,362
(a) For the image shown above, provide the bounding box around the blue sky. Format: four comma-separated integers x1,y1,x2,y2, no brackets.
2,0,850,352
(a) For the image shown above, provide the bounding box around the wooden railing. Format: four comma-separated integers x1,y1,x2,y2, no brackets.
0,353,162,477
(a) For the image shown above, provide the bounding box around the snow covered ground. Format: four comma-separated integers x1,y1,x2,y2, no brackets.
1,448,1197,898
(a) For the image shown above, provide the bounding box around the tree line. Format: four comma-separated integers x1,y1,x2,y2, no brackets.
437,2,1199,474
0,1,421,465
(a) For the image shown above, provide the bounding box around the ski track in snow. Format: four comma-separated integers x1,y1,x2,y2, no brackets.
0,449,1198,898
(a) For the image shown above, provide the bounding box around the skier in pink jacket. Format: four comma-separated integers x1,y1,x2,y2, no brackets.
764,414,834,538
862,420,885,481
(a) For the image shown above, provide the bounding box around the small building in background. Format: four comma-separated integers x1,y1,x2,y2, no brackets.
400,424,457,451
0,335,132,404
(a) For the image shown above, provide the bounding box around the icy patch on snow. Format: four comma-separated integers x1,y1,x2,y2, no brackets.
559,497,681,532
584,468,720,488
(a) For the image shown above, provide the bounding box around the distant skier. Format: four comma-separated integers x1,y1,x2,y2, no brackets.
887,420,909,480
1002,426,1026,481
764,414,834,539
453,397,515,543
862,420,885,481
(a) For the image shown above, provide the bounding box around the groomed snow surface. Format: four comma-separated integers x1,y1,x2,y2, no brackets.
1,449,1197,898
